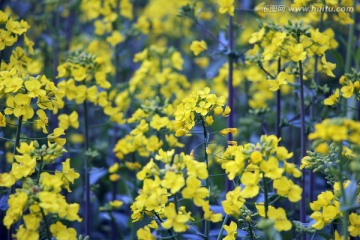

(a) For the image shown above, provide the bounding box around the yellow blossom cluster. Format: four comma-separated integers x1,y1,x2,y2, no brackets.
131,151,222,237
308,118,360,144
57,51,128,125
0,11,82,239
310,190,341,230
220,135,301,232
174,87,229,136
324,71,360,106
247,23,337,93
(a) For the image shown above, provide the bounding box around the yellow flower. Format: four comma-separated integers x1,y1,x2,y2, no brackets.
334,230,348,240
348,213,360,237
194,57,209,68
268,207,292,231
11,154,36,179
310,191,334,211
182,176,209,206
34,109,48,133
202,201,222,222
218,0,235,16
310,205,339,230
205,115,214,125
273,176,302,202
171,52,184,71
71,66,87,81
214,106,223,116
250,151,263,164
222,186,245,216
221,146,245,180
109,200,123,209
137,226,155,240
0,112,6,127
288,43,307,62
220,128,238,136
55,158,80,192
24,79,46,98
108,163,119,173
260,157,283,180
185,155,208,179
40,172,63,192
120,0,133,20
268,72,293,92
23,214,41,231
150,114,169,131
109,173,120,181
134,16,150,34
50,221,77,240
161,171,185,194
240,171,260,198
48,128,66,146
58,111,79,130
249,28,265,44
255,203,265,218
324,89,340,105
155,149,174,164
341,80,354,98
190,40,207,56
161,203,191,232
16,226,38,240
0,173,15,187
4,191,28,229
223,221,237,240
5,94,34,120
284,162,302,178
63,203,82,222
106,31,125,46
6,18,29,35
222,106,231,117
321,56,336,77
314,142,329,154
276,146,293,160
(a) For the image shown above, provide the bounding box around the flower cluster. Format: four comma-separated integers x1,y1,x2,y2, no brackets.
220,135,302,232
324,69,360,106
174,87,229,136
2,142,81,239
0,11,82,239
131,151,222,237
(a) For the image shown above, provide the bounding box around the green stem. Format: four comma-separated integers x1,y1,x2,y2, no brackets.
248,220,255,239
344,3,356,74
200,117,210,239
338,146,349,240
263,175,269,219
40,208,52,240
13,116,23,156
7,115,23,240
345,1,357,118
298,57,307,229
83,100,91,237
36,156,44,184
216,214,229,240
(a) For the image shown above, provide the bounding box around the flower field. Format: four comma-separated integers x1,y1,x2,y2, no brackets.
0,0,360,239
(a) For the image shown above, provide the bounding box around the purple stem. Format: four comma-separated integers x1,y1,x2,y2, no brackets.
226,15,234,192
276,58,281,139
83,100,91,237
299,59,307,240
